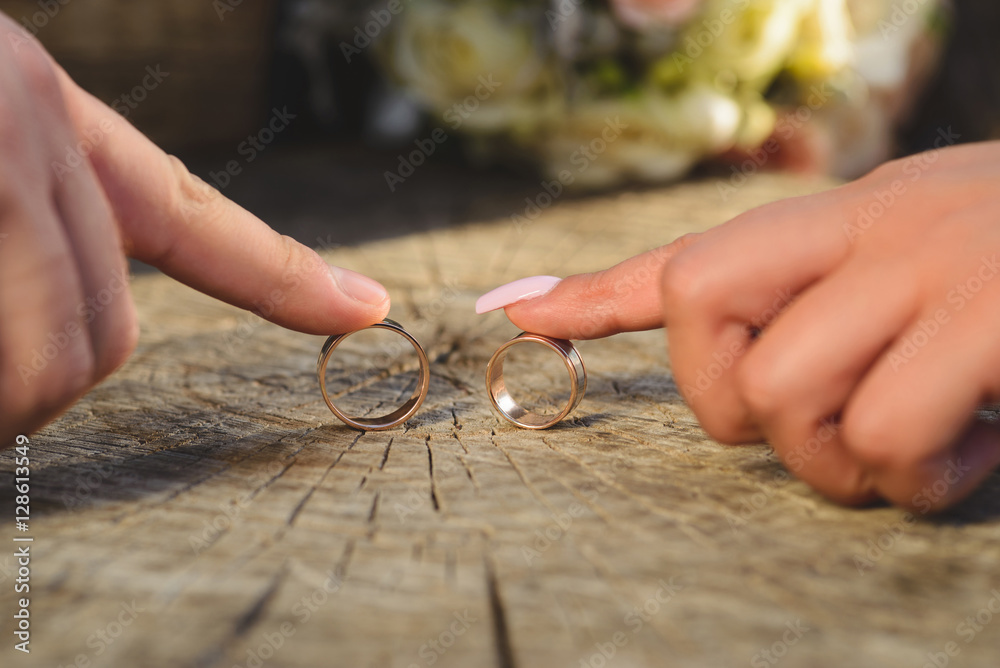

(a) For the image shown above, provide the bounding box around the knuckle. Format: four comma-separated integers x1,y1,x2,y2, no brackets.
94,299,139,381
14,40,62,106
863,156,904,183
279,234,317,278
694,410,753,445
735,352,787,420
820,467,878,507
840,405,902,470
165,154,219,225
4,334,96,423
59,343,98,405
559,272,620,339
0,352,30,422
0,170,20,211
580,270,617,305
660,254,716,319
0,103,18,153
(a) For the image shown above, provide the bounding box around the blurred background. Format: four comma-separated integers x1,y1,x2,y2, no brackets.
1,0,999,243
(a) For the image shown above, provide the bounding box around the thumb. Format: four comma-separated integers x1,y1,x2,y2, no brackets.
478,234,701,340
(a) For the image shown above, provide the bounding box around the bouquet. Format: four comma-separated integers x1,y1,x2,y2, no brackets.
293,0,947,189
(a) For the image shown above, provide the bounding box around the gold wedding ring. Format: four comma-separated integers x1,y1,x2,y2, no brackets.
486,332,587,429
317,319,430,430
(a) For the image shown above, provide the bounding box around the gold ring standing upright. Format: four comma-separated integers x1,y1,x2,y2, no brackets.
316,319,430,430
486,332,587,429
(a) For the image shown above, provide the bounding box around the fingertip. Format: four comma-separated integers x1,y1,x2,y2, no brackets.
329,265,390,310
321,264,391,332
878,422,1000,513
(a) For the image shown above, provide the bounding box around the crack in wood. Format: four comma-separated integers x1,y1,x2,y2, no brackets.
426,436,441,512
286,432,362,527
367,491,380,526
22,175,997,667
233,565,287,637
379,437,393,471
485,551,517,668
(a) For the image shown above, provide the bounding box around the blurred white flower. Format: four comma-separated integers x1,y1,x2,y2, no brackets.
787,0,855,79
354,0,945,188
684,0,815,86
382,1,561,132
850,0,937,90
536,84,744,188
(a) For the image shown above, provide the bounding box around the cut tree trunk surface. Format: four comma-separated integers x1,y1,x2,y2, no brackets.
2,168,1000,668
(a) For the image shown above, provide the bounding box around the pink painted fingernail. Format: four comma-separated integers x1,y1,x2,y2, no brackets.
475,276,561,314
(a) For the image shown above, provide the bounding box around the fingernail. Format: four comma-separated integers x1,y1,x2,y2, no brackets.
329,265,389,306
475,275,561,314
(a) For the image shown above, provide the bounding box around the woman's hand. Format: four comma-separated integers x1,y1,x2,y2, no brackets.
480,141,1000,511
0,16,390,444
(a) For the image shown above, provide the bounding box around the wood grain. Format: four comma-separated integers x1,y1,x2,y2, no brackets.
3,173,1000,668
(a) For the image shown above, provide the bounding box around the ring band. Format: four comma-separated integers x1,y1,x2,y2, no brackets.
317,319,430,430
486,332,587,429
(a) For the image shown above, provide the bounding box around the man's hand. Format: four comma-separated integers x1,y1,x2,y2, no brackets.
0,15,390,444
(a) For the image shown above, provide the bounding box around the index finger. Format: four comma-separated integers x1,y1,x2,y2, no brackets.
492,234,701,340
55,66,389,335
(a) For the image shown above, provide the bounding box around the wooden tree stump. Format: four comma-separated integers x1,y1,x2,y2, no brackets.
3,171,1000,668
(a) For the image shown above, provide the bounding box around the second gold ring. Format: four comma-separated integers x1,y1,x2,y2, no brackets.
485,332,587,429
